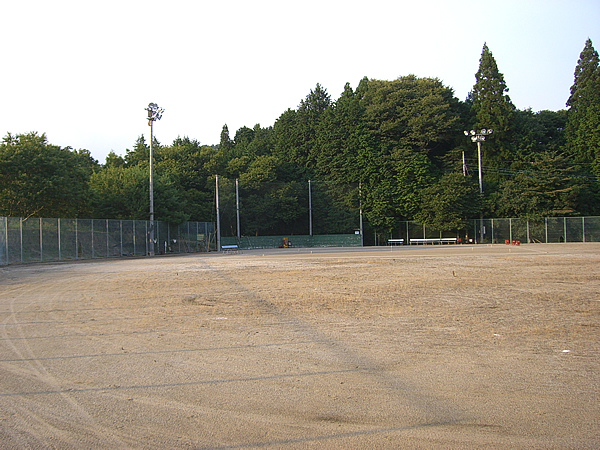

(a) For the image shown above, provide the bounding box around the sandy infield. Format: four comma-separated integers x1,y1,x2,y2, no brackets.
0,243,598,449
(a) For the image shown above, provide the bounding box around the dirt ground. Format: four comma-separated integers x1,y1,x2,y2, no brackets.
0,243,598,449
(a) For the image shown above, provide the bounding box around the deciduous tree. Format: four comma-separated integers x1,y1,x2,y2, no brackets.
0,132,95,218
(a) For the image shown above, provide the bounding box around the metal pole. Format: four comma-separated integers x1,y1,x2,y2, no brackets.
4,217,8,265
20,217,23,263
216,175,221,251
359,182,363,246
236,178,240,241
477,140,483,194
477,140,484,244
308,180,313,236
149,121,155,256
39,217,43,262
58,218,61,261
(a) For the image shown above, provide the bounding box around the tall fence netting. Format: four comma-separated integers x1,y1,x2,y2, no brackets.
471,217,600,244
0,217,215,265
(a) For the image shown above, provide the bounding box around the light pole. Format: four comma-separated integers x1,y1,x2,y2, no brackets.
146,102,164,256
464,128,492,243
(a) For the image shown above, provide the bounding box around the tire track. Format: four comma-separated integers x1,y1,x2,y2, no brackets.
0,267,133,448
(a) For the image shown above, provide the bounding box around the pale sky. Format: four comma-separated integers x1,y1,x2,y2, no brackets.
2,0,599,163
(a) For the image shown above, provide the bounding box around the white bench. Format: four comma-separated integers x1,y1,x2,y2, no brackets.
387,238,404,246
409,238,457,245
221,244,241,253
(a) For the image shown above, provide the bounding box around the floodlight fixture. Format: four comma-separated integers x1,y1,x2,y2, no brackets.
146,102,164,125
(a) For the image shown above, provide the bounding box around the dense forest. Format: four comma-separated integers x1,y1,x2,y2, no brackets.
2,41,599,241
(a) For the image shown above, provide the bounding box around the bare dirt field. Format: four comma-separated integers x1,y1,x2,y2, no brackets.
0,243,598,449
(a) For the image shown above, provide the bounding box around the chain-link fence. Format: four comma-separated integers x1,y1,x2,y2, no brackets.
472,217,600,244
380,217,600,246
2,215,598,264
0,217,215,265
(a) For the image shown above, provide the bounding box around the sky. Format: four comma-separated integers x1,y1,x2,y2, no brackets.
2,0,599,163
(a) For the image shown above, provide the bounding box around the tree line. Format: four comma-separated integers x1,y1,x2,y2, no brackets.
1,40,599,240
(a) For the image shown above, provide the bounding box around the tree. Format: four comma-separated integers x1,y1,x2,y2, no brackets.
493,152,593,219
156,137,215,222
124,135,159,167
237,156,307,235
219,124,234,155
89,165,149,220
89,164,190,224
0,132,95,218
104,151,125,168
356,76,460,229
565,38,600,176
469,43,515,162
272,108,304,181
511,109,567,161
298,83,333,170
415,173,481,231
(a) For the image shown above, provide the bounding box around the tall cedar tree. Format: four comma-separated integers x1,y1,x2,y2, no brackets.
565,38,600,176
470,43,514,163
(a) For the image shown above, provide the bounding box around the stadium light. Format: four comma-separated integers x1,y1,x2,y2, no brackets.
145,102,164,256
465,128,492,194
464,128,493,243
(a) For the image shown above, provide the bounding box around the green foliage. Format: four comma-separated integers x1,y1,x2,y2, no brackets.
154,136,214,222
89,165,149,220
415,173,481,230
565,39,600,176
89,164,190,224
0,132,96,218
492,152,592,219
470,43,515,162
105,151,125,168
511,109,567,160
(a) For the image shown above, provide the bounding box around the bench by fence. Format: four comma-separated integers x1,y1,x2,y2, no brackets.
409,238,457,245
221,244,241,254
387,239,404,246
